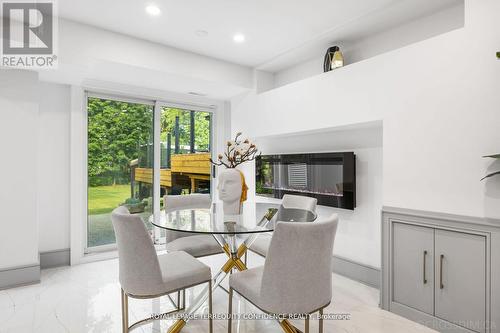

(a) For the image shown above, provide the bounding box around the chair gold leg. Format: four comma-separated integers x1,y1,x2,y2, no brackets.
208,281,213,333
121,289,129,333
228,288,233,333
305,316,310,333
319,308,323,333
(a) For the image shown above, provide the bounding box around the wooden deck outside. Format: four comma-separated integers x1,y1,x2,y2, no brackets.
171,153,211,191
171,153,211,175
135,168,172,187
133,153,211,191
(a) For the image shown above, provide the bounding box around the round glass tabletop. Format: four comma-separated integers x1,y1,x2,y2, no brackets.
150,202,317,235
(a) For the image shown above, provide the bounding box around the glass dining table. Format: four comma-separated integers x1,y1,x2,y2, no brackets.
150,201,317,333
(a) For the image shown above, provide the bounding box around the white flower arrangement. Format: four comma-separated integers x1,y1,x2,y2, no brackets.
210,132,259,168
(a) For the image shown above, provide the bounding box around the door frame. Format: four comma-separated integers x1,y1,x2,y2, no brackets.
84,91,156,254
70,85,225,265
151,101,216,243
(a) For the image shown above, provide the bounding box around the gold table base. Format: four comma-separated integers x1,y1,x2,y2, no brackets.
167,318,186,333
221,243,248,273
167,217,300,333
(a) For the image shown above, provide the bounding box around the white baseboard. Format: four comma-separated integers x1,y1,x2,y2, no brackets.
333,255,380,289
0,264,40,290
0,248,71,290
40,248,71,269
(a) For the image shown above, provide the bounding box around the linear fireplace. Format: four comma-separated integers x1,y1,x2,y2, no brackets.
256,152,356,210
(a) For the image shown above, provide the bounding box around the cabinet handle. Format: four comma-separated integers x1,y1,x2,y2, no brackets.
423,250,428,284
439,254,444,289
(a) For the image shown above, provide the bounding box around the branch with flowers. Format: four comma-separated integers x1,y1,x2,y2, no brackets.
210,132,260,168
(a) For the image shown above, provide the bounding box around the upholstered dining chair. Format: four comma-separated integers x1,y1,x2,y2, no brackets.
228,214,338,333
163,194,224,258
111,206,213,333
248,194,318,258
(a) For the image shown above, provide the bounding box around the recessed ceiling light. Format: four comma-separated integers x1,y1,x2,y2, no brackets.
233,33,245,43
145,4,161,16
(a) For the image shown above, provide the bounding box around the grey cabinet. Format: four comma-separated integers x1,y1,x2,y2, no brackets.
435,229,486,333
389,219,488,333
393,223,434,315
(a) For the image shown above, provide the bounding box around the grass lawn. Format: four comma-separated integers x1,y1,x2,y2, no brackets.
88,184,130,215
87,184,154,247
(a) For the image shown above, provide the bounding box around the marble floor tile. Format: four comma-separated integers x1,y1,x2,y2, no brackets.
0,253,437,333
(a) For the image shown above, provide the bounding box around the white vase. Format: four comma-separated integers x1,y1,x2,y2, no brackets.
217,168,244,215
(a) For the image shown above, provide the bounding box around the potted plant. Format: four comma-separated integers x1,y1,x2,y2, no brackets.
120,197,146,214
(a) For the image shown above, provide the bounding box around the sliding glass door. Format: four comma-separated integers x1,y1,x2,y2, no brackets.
86,94,213,251
160,107,212,196
87,96,154,248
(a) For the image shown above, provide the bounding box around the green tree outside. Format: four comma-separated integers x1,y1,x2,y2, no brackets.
88,100,211,187
160,107,210,152
87,97,153,186
86,98,212,247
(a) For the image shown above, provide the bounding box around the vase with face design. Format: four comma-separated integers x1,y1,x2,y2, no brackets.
217,168,245,215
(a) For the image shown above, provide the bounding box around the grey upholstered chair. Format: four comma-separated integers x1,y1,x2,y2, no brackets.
111,206,213,333
164,194,224,258
249,194,318,258
228,214,338,333
281,194,318,211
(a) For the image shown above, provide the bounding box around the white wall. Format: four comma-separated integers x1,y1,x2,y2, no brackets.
37,83,71,252
327,147,382,267
253,70,275,94
0,71,72,262
243,125,383,268
273,2,464,88
232,0,500,268
0,70,40,270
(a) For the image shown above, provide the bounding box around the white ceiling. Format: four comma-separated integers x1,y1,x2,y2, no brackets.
58,0,461,72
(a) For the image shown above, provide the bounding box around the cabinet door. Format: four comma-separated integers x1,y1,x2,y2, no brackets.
435,229,486,333
393,222,434,315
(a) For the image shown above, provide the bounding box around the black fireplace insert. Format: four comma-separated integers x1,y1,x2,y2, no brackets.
256,152,356,210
